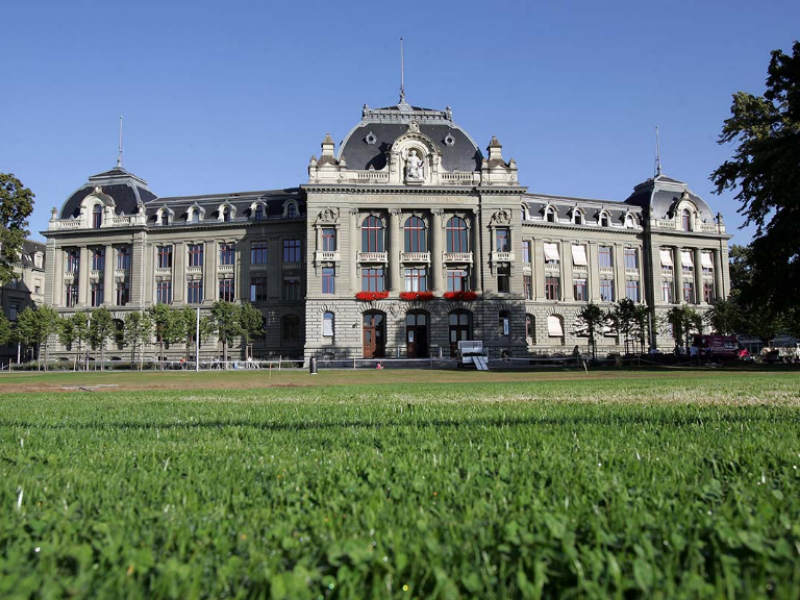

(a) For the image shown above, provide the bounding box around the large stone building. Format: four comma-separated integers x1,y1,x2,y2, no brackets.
43,96,731,362
1,239,46,363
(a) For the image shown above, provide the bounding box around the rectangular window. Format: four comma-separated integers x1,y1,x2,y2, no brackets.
447,269,469,292
522,241,531,263
599,246,613,268
188,244,204,268
91,248,104,271
250,276,268,302
65,283,78,307
625,279,640,302
187,279,203,304
91,282,104,307
683,281,695,303
497,265,511,294
681,250,694,272
9,303,19,321
116,281,130,306
156,280,172,304
250,242,268,265
523,275,533,299
703,282,714,304
624,248,639,270
218,278,235,302
545,276,560,301
600,279,614,302
544,242,559,265
157,246,173,269
404,268,427,292
117,247,131,271
362,268,385,292
283,239,302,263
496,228,510,252
322,267,335,294
574,278,588,301
283,277,301,300
322,228,336,252
219,243,236,266
662,280,674,303
66,250,79,273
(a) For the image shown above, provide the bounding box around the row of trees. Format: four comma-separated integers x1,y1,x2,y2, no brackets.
0,301,265,370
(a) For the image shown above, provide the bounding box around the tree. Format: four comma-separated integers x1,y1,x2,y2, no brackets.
13,305,59,370
175,306,214,364
148,304,180,368
13,307,40,366
664,306,703,354
210,301,242,365
610,299,639,355
711,41,800,313
632,304,650,354
124,311,153,370
59,312,89,371
0,174,35,285
704,298,742,335
0,313,13,348
238,303,265,359
89,307,115,369
576,302,606,360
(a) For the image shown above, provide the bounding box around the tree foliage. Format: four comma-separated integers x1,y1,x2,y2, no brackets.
711,41,800,312
664,306,703,352
0,173,35,285
210,301,242,363
0,312,13,348
239,303,265,353
89,307,115,368
576,302,606,360
704,299,742,336
59,312,90,370
124,311,153,369
13,305,59,369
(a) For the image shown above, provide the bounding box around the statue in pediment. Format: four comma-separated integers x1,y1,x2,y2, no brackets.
404,149,424,181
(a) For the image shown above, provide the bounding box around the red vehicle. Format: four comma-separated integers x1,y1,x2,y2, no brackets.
691,335,739,360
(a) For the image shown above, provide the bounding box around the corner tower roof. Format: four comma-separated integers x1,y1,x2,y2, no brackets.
58,166,157,219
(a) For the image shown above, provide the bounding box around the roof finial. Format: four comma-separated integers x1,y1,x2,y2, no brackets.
654,125,662,177
117,115,124,169
399,36,406,104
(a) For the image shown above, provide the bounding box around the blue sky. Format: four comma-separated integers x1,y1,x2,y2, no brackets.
2,0,797,243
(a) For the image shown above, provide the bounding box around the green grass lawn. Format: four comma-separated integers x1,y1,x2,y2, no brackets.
2,372,800,598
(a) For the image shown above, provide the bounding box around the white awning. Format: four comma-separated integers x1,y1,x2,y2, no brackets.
571,245,587,266
659,249,673,267
681,251,694,268
701,252,714,269
544,243,560,262
547,315,563,337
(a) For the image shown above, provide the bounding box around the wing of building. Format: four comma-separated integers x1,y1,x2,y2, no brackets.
43,97,731,362
1,239,46,363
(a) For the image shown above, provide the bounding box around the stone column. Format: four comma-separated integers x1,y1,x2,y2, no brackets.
131,234,146,307
173,242,185,304
315,226,322,252
713,249,723,301
389,209,401,294
431,209,444,294
472,210,483,293
104,245,115,306
239,239,250,303
613,245,625,302
588,243,601,301
674,246,683,303
52,248,64,306
204,241,216,303
561,241,573,301
349,209,359,293
533,238,545,300
78,246,90,306
694,248,704,305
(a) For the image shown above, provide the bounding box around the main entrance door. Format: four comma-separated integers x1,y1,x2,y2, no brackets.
362,312,385,358
406,311,429,358
449,310,472,356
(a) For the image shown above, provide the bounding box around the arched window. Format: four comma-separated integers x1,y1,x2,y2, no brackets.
448,309,472,356
600,212,610,227
573,210,583,225
545,207,556,223
322,312,334,338
160,211,169,226
282,315,300,343
92,205,103,229
446,217,468,253
361,216,384,252
191,209,200,224
287,203,297,219
499,311,510,337
625,214,635,228
254,205,264,221
223,206,232,223
682,209,692,231
404,216,427,252
526,314,536,345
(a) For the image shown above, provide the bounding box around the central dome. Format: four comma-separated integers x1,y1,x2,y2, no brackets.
338,100,483,172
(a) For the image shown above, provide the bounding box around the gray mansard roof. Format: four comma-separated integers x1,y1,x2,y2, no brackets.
59,166,156,219
338,100,483,172
523,193,643,227
146,188,303,225
623,173,716,222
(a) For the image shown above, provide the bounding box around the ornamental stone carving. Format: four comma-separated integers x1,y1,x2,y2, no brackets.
490,208,512,226
403,149,425,181
316,207,340,224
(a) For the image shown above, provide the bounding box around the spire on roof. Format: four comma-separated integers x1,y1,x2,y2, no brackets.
399,36,406,105
654,125,662,177
117,115,124,168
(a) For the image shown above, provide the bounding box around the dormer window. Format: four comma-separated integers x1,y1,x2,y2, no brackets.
545,207,556,223
625,214,635,228
682,209,692,231
287,203,298,219
191,210,200,224
254,205,264,221
600,212,610,227
161,211,169,226
573,210,583,225
93,205,103,229
223,206,232,222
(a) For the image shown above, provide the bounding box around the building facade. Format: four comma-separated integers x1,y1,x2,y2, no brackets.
1,240,46,363
43,97,731,362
